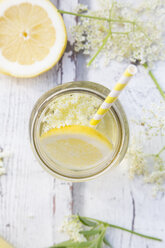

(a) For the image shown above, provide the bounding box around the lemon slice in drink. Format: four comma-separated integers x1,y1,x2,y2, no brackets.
0,0,67,78
40,125,113,168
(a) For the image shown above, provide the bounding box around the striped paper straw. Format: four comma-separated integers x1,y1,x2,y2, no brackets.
90,64,137,127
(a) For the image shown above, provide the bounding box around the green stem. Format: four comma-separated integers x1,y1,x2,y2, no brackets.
108,1,114,33
143,63,165,100
112,31,130,35
157,146,165,156
81,216,162,242
108,224,162,241
87,31,112,66
58,10,135,24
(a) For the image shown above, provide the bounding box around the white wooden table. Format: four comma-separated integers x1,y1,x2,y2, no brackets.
0,0,165,247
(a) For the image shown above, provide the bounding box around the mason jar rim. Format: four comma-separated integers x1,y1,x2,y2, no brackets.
29,81,129,182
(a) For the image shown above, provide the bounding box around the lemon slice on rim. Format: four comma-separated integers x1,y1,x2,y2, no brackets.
0,0,67,78
40,125,113,168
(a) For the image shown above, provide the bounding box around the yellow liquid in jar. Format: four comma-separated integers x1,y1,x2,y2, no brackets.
38,92,119,170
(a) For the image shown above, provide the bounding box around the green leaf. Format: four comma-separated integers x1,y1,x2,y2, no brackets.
79,229,101,237
143,63,165,101
89,243,98,248
78,216,97,227
76,241,94,247
96,230,106,248
103,237,112,248
81,216,162,242
51,240,94,248
51,240,76,247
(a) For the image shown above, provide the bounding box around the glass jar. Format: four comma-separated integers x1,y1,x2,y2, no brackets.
29,81,129,182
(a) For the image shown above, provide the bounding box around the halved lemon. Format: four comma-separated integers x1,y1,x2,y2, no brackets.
40,125,113,168
0,237,12,248
0,0,67,78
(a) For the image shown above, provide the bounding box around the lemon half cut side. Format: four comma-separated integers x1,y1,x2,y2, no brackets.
0,0,67,78
40,125,113,169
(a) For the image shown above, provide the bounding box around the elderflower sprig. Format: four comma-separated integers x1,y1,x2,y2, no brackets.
58,0,165,100
70,0,165,66
127,101,165,195
49,215,162,248
60,215,87,242
146,146,165,195
126,138,165,196
132,102,165,138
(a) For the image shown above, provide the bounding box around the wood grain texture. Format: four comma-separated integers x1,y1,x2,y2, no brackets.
0,0,165,248
73,1,165,248
52,0,78,244
0,0,77,247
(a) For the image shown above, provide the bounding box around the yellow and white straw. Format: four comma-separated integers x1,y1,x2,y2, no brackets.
90,64,137,128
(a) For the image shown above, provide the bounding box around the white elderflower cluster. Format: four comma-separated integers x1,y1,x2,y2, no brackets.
132,102,165,138
41,93,101,134
60,216,86,242
144,149,165,196
126,137,165,196
126,138,148,179
142,103,165,137
72,0,165,67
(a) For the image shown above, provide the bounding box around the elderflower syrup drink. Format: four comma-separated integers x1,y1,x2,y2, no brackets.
30,81,129,181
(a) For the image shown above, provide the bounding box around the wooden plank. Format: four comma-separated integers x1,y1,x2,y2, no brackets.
0,69,59,248
74,49,165,248
0,68,57,248
0,0,79,246
0,1,61,247
73,1,165,248
51,0,78,243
